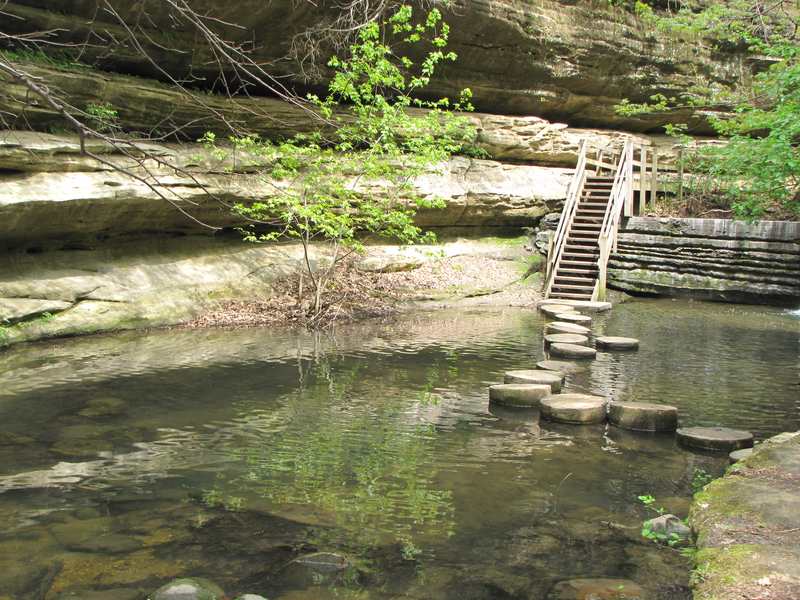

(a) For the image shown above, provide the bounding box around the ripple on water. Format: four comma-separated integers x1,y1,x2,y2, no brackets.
0,302,796,598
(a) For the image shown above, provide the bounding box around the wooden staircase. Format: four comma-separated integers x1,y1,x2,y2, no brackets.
547,175,613,300
544,139,658,302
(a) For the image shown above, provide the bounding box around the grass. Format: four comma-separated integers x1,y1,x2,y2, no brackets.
1,48,93,73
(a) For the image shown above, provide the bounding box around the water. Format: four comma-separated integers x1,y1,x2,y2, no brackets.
0,298,798,600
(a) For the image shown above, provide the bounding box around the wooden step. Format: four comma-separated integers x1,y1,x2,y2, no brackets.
549,292,594,300
552,279,595,287
554,274,598,282
571,222,602,229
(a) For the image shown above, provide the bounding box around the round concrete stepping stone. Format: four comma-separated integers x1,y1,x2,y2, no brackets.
489,384,552,407
547,322,591,335
504,370,563,392
555,313,592,324
544,333,589,347
730,448,755,463
536,360,586,374
549,343,597,359
538,300,612,313
608,401,678,431
676,427,754,451
540,304,577,318
540,394,607,424
595,336,640,350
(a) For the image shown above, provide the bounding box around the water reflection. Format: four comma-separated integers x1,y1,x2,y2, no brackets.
0,300,797,599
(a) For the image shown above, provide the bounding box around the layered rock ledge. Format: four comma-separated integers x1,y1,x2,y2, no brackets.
609,217,800,306
689,432,800,600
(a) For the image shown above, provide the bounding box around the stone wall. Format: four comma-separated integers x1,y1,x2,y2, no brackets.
609,218,800,306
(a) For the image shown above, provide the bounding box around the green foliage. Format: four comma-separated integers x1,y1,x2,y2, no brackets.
0,48,90,73
86,102,120,133
203,7,475,321
692,467,715,490
638,494,692,554
617,0,800,220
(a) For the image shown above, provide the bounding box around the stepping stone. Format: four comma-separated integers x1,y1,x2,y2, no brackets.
595,336,640,350
538,300,612,313
489,384,552,407
555,313,593,324
540,394,607,424
545,333,589,347
536,360,586,374
549,343,597,359
676,427,754,451
608,401,678,431
730,448,755,463
504,370,563,392
540,304,577,318
547,322,591,335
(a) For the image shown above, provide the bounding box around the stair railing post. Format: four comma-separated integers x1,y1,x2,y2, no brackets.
639,145,647,216
626,140,634,216
595,234,609,302
651,147,659,211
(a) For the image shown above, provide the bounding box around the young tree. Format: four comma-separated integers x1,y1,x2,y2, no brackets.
617,0,799,220
203,6,475,323
1,1,476,325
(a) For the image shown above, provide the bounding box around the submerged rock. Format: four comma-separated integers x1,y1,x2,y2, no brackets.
290,551,352,571
644,514,691,543
50,439,114,457
547,578,647,599
148,578,226,600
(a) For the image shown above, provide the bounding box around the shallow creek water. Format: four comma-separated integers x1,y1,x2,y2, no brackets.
0,298,798,600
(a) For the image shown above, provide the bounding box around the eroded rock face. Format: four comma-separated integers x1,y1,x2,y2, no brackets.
0,131,572,251
609,218,800,305
0,0,749,131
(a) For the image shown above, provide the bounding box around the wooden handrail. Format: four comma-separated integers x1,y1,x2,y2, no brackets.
593,139,634,301
546,137,661,301
544,139,587,296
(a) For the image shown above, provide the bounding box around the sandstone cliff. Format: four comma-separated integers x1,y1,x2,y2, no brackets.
1,0,750,133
